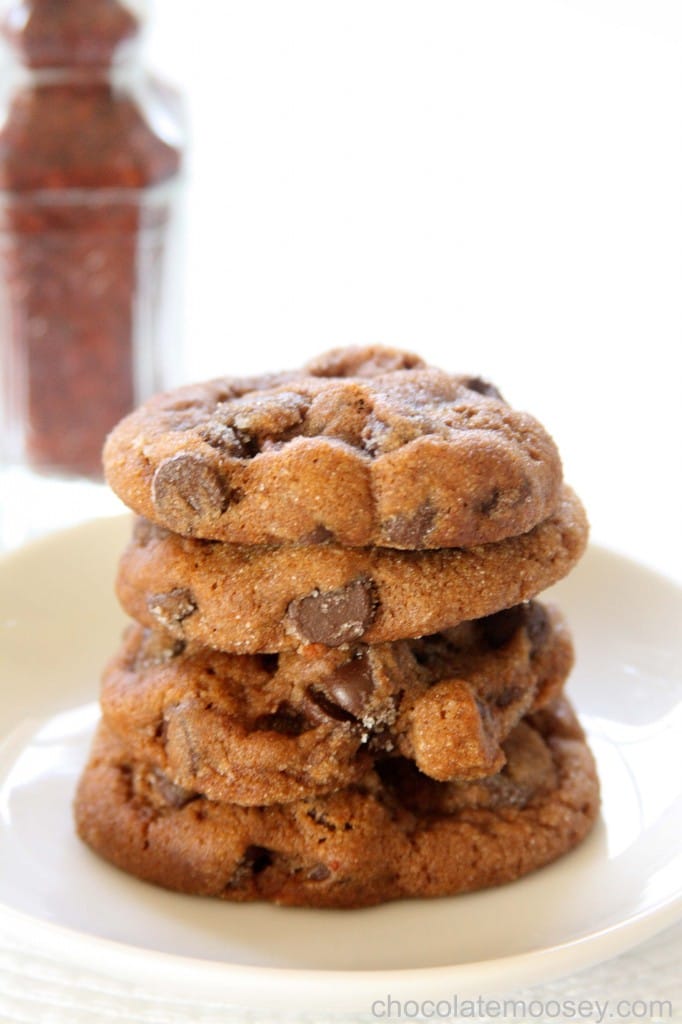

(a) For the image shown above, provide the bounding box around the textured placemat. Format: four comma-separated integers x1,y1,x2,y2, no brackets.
0,921,680,1023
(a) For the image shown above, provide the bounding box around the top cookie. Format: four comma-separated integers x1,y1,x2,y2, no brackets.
104,346,563,549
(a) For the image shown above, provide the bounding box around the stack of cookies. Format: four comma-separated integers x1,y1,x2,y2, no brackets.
75,346,599,908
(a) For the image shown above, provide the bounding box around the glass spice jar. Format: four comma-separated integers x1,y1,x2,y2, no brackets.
0,0,185,489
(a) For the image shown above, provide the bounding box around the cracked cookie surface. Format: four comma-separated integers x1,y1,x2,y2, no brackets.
100,601,573,804
116,486,588,654
103,346,563,549
74,698,600,909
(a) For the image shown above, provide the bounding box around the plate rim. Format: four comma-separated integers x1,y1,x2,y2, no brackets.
2,894,681,1009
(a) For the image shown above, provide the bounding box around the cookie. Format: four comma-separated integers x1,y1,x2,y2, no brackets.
103,346,563,549
116,485,588,654
74,698,600,909
100,601,573,804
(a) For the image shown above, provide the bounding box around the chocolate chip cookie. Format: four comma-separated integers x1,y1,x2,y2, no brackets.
103,346,563,549
116,486,587,654
74,698,600,908
100,601,573,804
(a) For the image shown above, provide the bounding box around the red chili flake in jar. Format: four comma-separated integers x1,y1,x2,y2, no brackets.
0,0,184,478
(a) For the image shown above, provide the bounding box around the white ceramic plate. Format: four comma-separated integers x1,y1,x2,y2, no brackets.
0,519,680,1015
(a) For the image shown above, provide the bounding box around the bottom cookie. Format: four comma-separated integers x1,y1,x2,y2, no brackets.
74,699,599,909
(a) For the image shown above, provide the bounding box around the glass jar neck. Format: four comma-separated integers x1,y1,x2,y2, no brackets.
3,51,145,87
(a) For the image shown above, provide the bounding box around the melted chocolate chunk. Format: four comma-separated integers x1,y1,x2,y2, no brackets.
146,588,197,631
318,652,374,717
152,452,229,529
150,767,196,809
383,502,436,547
287,577,378,646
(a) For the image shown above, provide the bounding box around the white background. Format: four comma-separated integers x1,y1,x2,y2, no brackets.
146,0,682,581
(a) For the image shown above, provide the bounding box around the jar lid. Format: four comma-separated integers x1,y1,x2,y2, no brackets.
0,0,146,69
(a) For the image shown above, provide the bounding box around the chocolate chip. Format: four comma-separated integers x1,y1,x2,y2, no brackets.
478,488,501,515
360,413,390,457
231,429,260,458
308,863,331,881
318,652,374,717
383,502,436,547
258,652,280,674
135,628,185,669
242,845,273,875
164,703,200,773
253,703,308,736
152,452,229,531
523,601,550,652
462,376,504,401
287,577,378,646
495,686,524,709
375,757,437,811
304,524,335,544
305,687,357,724
481,602,551,653
475,696,494,729
480,606,524,649
411,643,435,668
479,478,531,515
147,588,197,632
132,517,168,546
150,767,196,808
305,807,338,831
226,846,271,891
